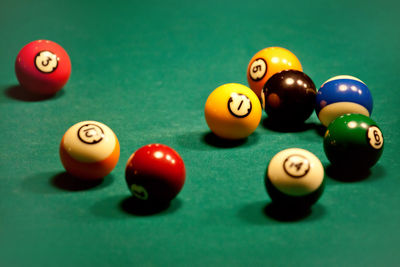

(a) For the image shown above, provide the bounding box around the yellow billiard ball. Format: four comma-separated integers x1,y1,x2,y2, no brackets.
247,47,303,99
204,83,262,140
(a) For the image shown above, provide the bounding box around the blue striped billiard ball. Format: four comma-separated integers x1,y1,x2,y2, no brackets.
315,75,373,127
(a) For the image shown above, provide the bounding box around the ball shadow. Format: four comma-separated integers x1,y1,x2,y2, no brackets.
325,164,371,182
175,131,213,151
264,202,311,222
314,123,327,137
264,202,326,222
4,85,64,102
51,172,114,191
119,196,182,216
202,131,259,148
262,117,318,133
237,200,326,224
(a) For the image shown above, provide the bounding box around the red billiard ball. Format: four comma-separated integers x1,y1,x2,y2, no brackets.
15,40,71,95
125,144,186,203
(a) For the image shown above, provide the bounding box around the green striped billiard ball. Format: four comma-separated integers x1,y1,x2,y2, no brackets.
324,114,384,169
265,148,325,210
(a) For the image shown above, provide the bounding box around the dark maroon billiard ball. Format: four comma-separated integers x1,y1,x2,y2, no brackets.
125,144,186,204
261,70,316,124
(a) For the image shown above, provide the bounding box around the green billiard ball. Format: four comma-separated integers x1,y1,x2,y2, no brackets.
324,114,384,169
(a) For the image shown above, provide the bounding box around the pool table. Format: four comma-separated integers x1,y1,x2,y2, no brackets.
1,0,400,266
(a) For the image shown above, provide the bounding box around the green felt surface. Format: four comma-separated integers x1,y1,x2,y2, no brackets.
1,0,400,266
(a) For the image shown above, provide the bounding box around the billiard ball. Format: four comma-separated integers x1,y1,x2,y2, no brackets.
59,121,120,179
204,83,262,140
247,47,303,99
261,70,316,124
265,148,324,209
15,40,71,95
316,75,373,127
125,144,185,203
324,114,383,169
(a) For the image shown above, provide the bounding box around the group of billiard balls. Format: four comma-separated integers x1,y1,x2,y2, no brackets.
204,47,384,210
59,120,186,204
15,40,384,212
15,40,186,205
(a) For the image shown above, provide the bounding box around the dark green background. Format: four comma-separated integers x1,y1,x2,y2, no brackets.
1,0,400,266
